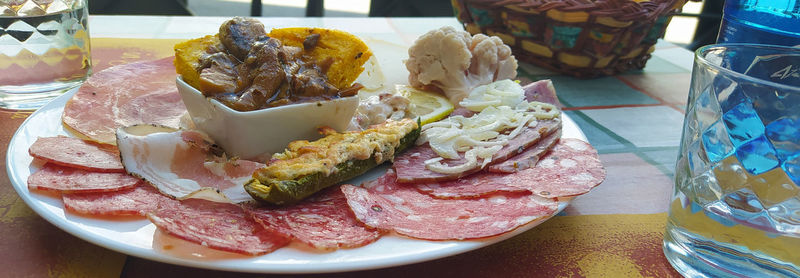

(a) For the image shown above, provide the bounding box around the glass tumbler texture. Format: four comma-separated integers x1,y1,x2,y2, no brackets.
663,44,800,278
0,0,91,110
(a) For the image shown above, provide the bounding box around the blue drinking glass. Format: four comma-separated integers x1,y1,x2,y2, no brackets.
664,44,800,278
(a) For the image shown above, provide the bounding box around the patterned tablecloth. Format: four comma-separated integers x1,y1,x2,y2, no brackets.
0,16,692,277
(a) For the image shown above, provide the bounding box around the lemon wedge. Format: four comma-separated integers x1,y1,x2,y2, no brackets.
396,84,454,125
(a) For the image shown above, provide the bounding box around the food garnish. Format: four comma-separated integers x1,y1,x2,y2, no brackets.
396,84,454,125
174,17,372,111
245,118,420,205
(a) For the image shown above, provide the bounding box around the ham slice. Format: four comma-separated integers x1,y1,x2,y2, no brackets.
116,127,263,203
28,163,140,193
29,136,124,172
63,184,177,216
245,187,382,250
342,171,558,240
415,139,605,199
148,198,289,255
62,57,186,145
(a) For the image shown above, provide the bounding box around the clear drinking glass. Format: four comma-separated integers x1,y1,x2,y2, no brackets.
0,0,91,110
664,44,800,277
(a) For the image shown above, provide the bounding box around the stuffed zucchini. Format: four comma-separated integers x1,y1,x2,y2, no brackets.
245,118,419,205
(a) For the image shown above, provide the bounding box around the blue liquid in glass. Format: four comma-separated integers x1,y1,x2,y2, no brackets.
717,0,800,46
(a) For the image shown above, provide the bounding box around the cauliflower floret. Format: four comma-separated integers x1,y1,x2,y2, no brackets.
405,26,518,105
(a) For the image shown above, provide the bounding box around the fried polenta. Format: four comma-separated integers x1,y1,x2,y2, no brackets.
267,27,372,89
173,34,221,91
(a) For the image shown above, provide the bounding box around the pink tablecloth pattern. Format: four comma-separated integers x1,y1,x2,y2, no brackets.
1,35,690,277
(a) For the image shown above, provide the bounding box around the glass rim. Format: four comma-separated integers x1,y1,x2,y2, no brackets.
695,43,800,92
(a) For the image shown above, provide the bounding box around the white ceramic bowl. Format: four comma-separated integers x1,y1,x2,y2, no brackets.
176,77,359,160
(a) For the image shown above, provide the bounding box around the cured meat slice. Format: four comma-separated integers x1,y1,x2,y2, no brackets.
28,163,140,193
117,127,263,203
417,139,605,199
393,79,563,183
63,184,177,216
29,136,124,172
487,129,561,173
148,198,289,255
414,172,528,199
509,138,605,197
62,57,186,145
245,187,382,250
523,79,562,108
342,171,558,240
393,119,561,183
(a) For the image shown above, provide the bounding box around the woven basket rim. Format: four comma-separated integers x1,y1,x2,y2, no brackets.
472,0,683,22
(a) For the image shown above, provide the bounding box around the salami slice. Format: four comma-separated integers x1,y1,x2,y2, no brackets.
63,184,177,216
117,127,264,203
417,139,605,199
508,138,605,197
342,171,558,240
393,119,561,183
62,57,186,145
147,199,290,255
414,171,528,199
246,187,382,250
487,129,561,173
29,136,124,172
27,163,140,193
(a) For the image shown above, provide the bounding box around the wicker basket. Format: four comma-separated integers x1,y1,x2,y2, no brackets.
451,0,687,78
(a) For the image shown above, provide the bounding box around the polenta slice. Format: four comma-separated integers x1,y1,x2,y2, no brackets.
173,34,220,90
268,27,372,89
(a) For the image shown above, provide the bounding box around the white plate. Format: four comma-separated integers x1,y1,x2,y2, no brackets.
6,88,585,273
6,35,587,273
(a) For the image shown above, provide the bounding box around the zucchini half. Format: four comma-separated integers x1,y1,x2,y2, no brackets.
244,120,420,205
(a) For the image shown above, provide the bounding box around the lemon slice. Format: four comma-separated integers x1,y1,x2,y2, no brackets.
396,85,454,125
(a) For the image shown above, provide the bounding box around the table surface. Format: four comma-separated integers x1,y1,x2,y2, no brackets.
0,16,692,277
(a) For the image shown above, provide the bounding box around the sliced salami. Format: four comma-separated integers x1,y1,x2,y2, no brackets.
417,139,605,199
393,119,561,183
28,163,140,193
29,136,124,172
487,129,561,173
117,127,264,203
148,199,290,255
62,57,186,145
342,171,558,240
393,80,563,183
245,187,382,250
63,184,177,216
414,171,528,199
508,138,605,197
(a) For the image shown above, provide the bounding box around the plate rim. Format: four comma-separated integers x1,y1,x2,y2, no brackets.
6,85,586,274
